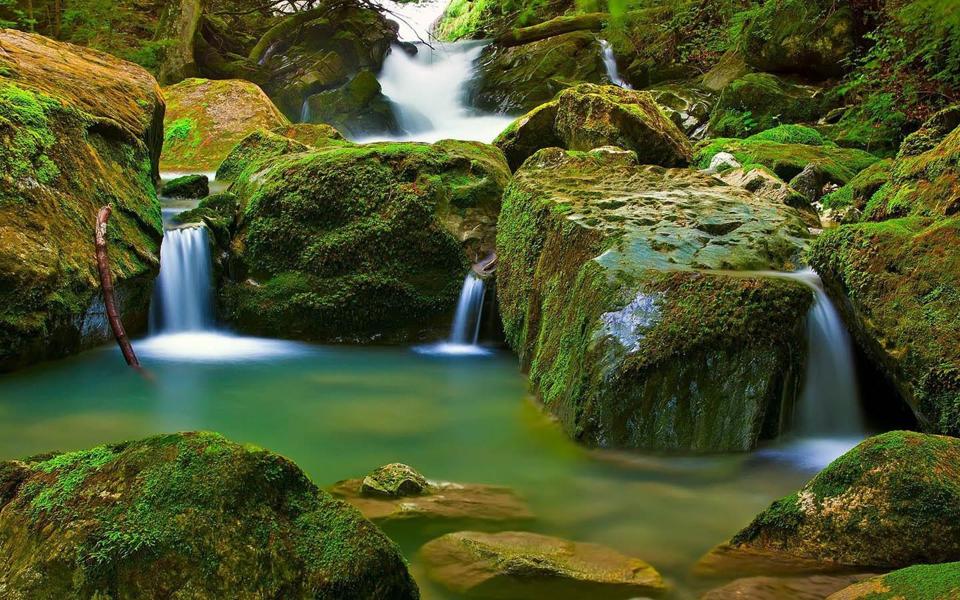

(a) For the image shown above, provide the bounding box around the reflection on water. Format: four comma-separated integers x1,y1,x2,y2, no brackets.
0,343,827,599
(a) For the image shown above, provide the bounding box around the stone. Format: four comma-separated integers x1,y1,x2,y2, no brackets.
709,73,833,138
360,463,429,498
703,573,878,600
421,531,667,599
302,70,399,137
699,431,960,575
0,30,164,371
715,168,820,228
160,78,288,172
496,147,814,451
162,173,209,199
0,432,420,599
789,164,830,203
827,562,960,600
648,83,715,140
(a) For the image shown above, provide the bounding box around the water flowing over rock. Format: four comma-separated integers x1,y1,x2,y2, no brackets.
496,146,813,451
0,30,164,371
0,432,420,599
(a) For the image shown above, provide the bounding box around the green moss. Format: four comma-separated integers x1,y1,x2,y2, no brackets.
709,73,833,138
821,159,892,211
747,125,832,146
0,82,61,187
859,562,960,599
163,117,196,143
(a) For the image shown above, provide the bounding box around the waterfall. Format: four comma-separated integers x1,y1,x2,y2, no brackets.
600,40,632,89
150,226,214,333
300,98,311,123
450,272,486,345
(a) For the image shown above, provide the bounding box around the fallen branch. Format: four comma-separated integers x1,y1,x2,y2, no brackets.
95,205,142,370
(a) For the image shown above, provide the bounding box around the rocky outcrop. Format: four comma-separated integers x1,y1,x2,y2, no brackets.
827,562,960,599
709,73,834,138
0,30,164,371
495,84,692,170
421,531,666,599
0,432,420,599
496,147,813,451
468,31,607,114
162,173,209,199
699,431,960,575
331,464,533,527
219,136,510,342
302,70,398,137
160,78,288,172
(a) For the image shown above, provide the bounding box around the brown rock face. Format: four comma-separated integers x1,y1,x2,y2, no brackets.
0,30,164,371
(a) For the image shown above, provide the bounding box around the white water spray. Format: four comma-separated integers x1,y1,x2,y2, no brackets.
415,272,490,356
600,40,631,89
150,226,214,333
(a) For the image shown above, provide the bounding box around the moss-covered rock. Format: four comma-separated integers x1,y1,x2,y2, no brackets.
827,562,960,600
360,463,429,498
467,31,607,114
302,70,399,137
220,139,510,342
162,173,209,198
709,73,834,138
421,530,666,599
0,432,420,599
647,83,715,140
495,84,692,171
437,0,575,41
496,147,813,451
0,30,164,371
808,217,960,434
160,77,288,172
700,431,960,575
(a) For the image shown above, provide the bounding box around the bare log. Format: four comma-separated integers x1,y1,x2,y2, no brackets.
95,205,142,369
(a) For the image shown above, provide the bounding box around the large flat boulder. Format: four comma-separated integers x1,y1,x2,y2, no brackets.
160,78,288,172
0,30,164,371
496,147,812,451
699,431,960,576
421,531,666,599
220,137,510,342
0,432,420,599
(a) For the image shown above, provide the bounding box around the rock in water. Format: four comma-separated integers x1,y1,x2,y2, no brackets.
0,432,420,599
495,83,692,170
702,574,878,600
496,146,813,451
0,30,164,371
421,531,666,599
360,463,430,498
162,173,210,199
160,78,288,172
827,562,960,599
699,431,960,576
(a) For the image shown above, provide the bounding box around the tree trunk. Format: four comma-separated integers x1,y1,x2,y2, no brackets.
95,205,142,370
53,0,61,38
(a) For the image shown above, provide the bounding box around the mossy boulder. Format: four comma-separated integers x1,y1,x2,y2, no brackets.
709,73,834,138
647,83,715,140
160,77,288,172
171,192,239,250
700,431,960,575
272,122,345,147
0,432,420,599
808,218,960,434
467,31,607,113
302,70,399,137
221,139,510,342
495,84,692,171
437,0,574,41
0,30,164,371
820,159,893,215
360,463,429,498
162,173,209,198
421,531,666,599
828,562,960,600
496,147,813,451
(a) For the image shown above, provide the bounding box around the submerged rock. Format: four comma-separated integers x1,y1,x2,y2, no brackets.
699,431,960,575
827,562,960,599
160,78,288,172
495,83,692,170
0,30,163,371
703,573,877,600
496,147,812,451
162,173,209,199
220,137,510,342
0,432,420,599
332,465,533,526
421,531,666,599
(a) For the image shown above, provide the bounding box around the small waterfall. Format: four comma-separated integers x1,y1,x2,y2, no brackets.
600,40,632,89
450,272,486,345
150,226,214,333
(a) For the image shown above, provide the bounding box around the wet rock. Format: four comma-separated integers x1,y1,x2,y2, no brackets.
495,84,692,170
715,168,820,228
302,70,399,137
648,83,715,140
699,431,960,575
789,164,830,203
421,531,667,599
702,573,877,600
0,30,163,371
162,173,209,199
360,463,429,498
709,73,834,138
0,432,420,599
469,31,607,114
827,562,960,599
160,78,288,172
496,147,813,451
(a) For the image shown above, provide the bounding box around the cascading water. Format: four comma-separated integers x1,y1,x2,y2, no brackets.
150,226,214,333
599,39,632,89
415,272,490,356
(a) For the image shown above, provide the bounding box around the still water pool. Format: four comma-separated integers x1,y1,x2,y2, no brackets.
0,336,846,598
